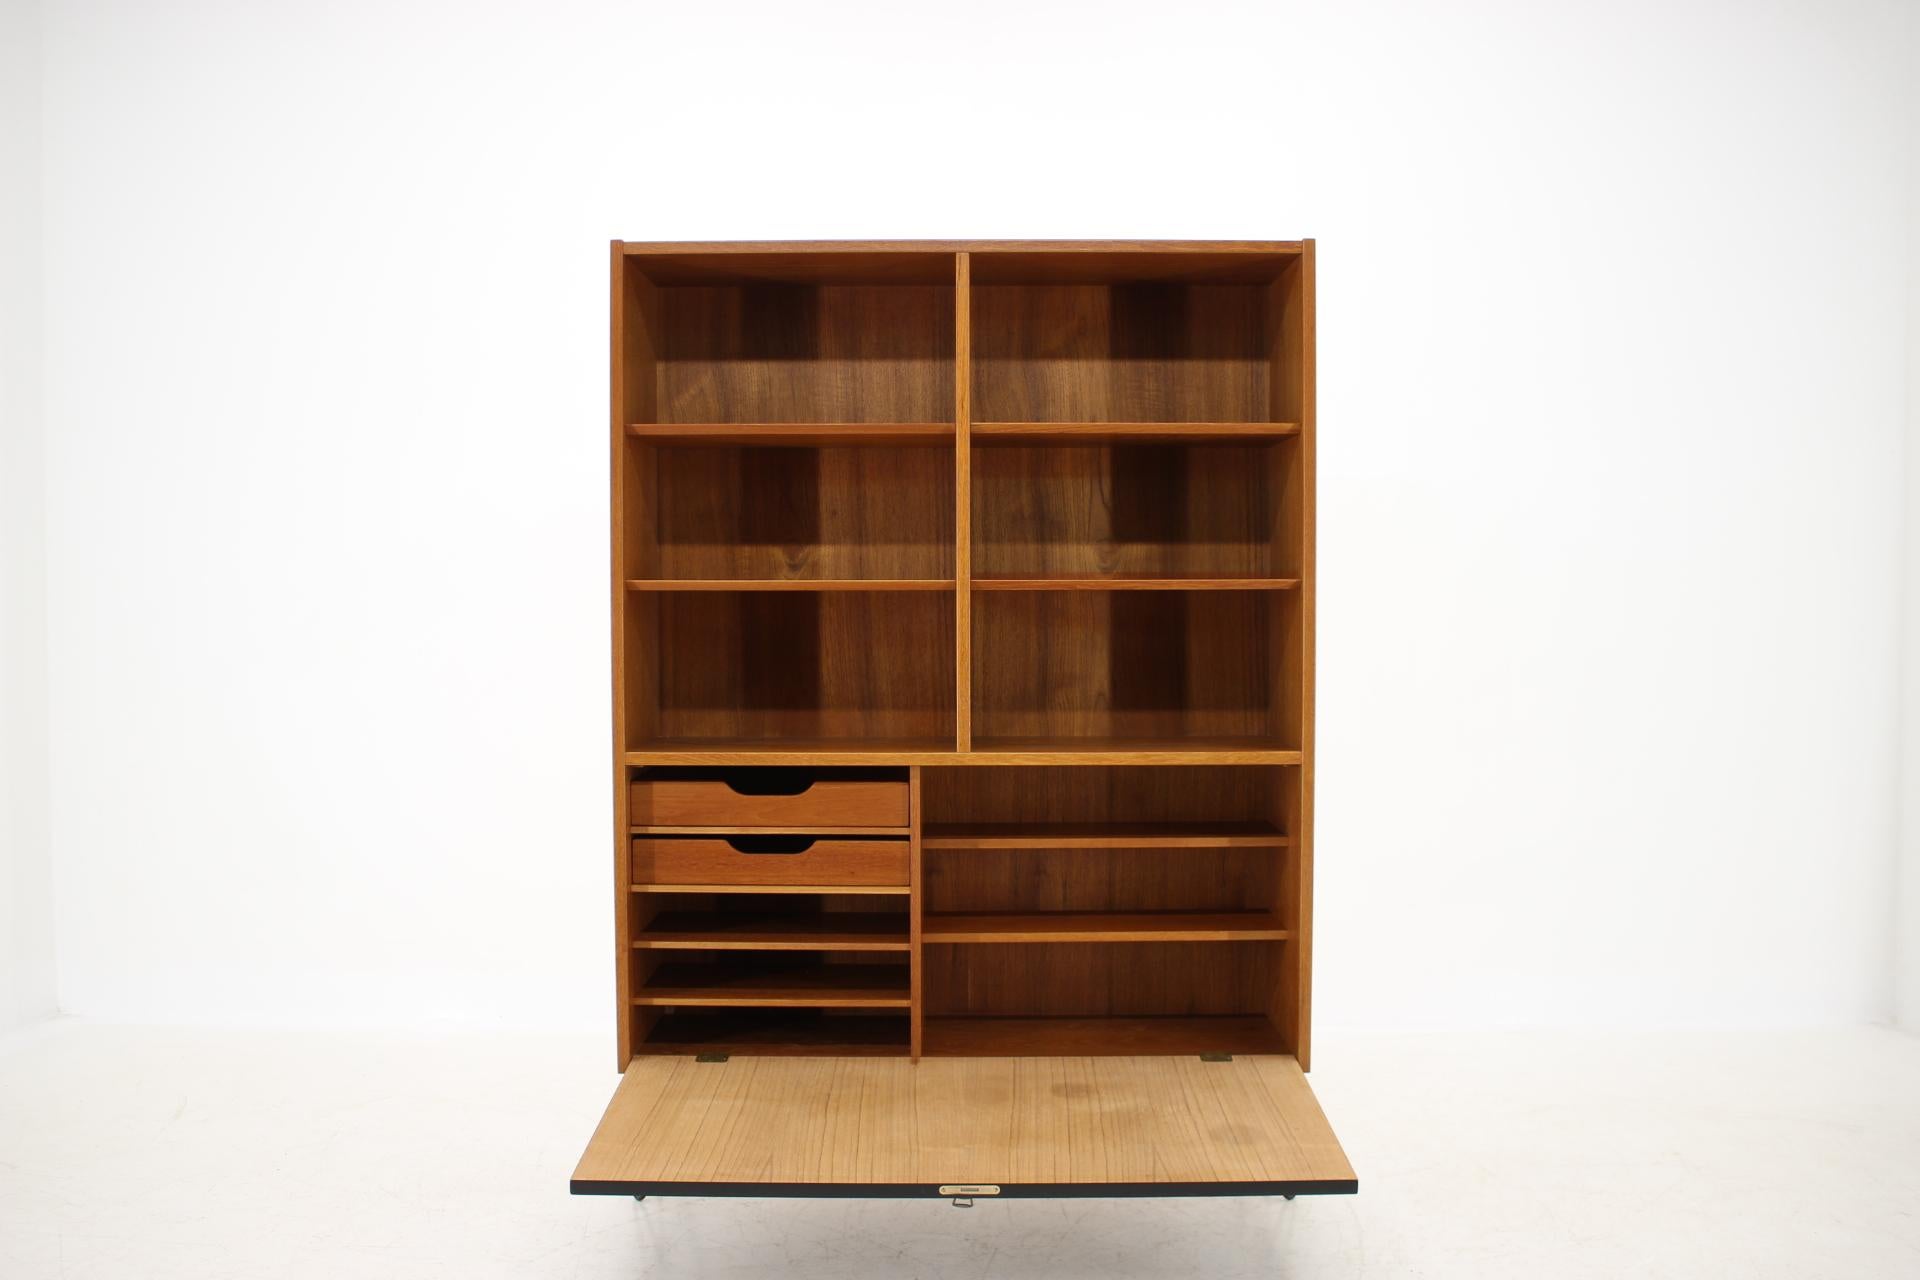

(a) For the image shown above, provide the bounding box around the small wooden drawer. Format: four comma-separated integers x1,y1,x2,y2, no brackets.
629,769,908,829
631,836,909,887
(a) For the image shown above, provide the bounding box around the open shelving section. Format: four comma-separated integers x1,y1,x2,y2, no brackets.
607,241,1317,1064
914,764,1304,1056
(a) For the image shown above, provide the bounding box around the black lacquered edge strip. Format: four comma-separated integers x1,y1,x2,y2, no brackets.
570,1178,1358,1199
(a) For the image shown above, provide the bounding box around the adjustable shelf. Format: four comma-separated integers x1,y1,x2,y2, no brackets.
631,883,910,896
627,579,955,592
625,740,957,766
923,912,1289,943
627,422,954,446
632,826,911,837
972,422,1300,442
963,740,1302,764
923,821,1289,849
971,576,1298,591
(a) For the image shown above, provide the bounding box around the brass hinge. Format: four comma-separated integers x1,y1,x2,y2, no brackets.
695,1053,730,1063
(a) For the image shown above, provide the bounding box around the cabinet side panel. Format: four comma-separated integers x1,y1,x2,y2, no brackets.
614,247,663,1065
1266,245,1315,1067
611,245,631,1064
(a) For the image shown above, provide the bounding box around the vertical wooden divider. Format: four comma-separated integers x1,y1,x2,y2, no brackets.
955,252,973,753
909,765,925,1060
929,250,968,1064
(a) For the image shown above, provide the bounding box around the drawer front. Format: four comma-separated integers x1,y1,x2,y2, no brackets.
630,772,908,828
631,836,909,886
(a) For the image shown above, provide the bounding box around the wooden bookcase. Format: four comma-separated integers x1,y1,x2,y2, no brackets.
575,241,1354,1202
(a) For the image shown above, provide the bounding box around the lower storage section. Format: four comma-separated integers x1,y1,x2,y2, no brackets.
572,1053,1355,1197
615,762,1309,1064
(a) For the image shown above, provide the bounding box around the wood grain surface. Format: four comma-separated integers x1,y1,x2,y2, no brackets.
573,1053,1353,1185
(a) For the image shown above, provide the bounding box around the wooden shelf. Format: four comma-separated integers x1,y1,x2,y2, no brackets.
627,423,954,446
972,422,1299,442
629,743,1300,765
627,739,957,766
924,912,1288,943
923,821,1289,849
966,738,1302,765
632,883,909,896
634,962,911,1008
972,575,1298,592
637,1010,909,1056
632,825,911,837
633,911,909,951
628,578,954,592
922,1015,1290,1057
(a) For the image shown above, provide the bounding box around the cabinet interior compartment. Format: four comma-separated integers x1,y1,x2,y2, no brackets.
623,252,956,425
968,250,1297,424
923,940,1275,1015
970,590,1293,749
624,590,956,750
625,441,956,583
971,437,1298,580
923,846,1276,913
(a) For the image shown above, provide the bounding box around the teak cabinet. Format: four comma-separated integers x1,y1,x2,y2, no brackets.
572,240,1356,1201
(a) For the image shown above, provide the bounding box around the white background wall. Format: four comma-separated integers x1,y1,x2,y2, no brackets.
1901,2,1920,1034
21,0,1914,1032
0,0,54,1034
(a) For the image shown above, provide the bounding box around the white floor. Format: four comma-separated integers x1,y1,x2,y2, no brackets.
1,1023,1916,1279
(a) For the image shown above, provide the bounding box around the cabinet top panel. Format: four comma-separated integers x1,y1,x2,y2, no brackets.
617,241,1311,286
